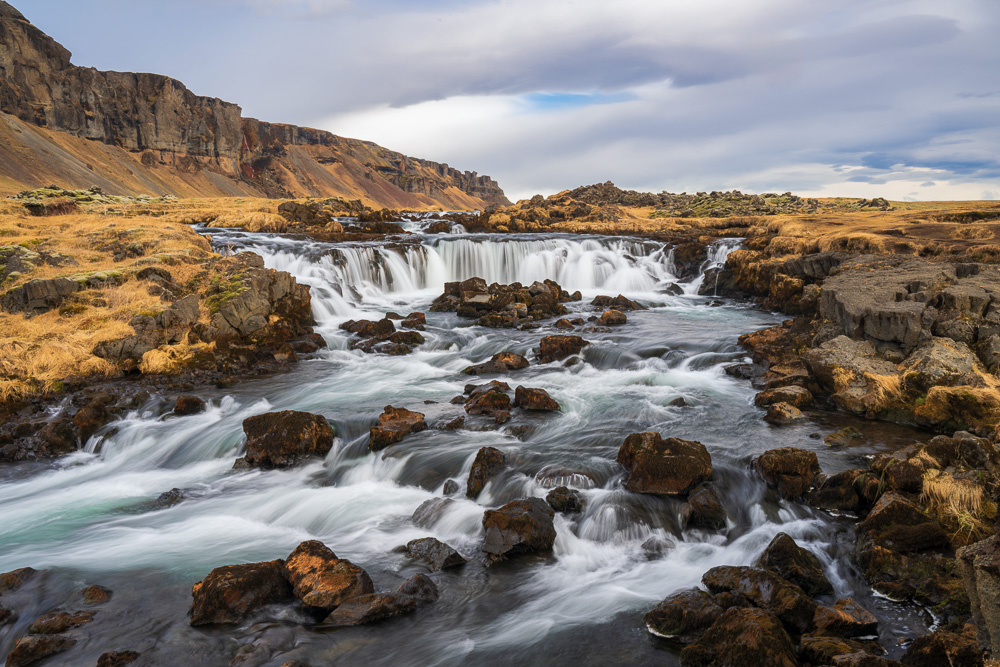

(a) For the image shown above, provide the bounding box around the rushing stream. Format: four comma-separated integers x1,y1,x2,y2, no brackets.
0,221,934,665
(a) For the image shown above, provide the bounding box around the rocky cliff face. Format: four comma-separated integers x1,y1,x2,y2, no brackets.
0,1,509,207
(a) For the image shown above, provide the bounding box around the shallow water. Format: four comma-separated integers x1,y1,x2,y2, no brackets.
0,222,933,665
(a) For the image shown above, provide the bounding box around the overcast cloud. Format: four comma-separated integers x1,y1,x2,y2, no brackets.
26,0,1000,200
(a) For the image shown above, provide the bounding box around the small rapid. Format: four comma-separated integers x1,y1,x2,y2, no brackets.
0,227,932,665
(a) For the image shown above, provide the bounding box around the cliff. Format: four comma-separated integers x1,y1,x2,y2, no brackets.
0,1,509,207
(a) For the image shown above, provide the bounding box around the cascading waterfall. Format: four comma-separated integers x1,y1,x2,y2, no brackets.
0,227,930,666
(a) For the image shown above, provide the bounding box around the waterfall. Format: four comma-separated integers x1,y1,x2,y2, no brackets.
682,238,742,295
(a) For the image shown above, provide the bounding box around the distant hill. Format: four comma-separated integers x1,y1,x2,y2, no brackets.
0,1,509,208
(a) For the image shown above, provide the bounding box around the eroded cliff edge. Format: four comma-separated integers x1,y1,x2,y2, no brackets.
0,1,509,207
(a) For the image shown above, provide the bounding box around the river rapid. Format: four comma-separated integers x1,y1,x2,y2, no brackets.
0,219,933,665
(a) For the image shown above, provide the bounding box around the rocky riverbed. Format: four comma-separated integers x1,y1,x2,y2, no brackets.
1,211,999,666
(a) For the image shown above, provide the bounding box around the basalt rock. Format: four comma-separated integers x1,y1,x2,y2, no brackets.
755,532,833,597
616,433,712,496
591,295,646,312
462,352,529,374
598,310,627,326
0,567,39,591
679,607,797,667
901,627,983,667
96,651,140,667
513,386,561,411
369,405,426,451
284,540,374,611
702,565,817,633
643,588,723,643
431,277,575,327
754,385,814,408
464,382,512,416
807,469,867,514
173,395,206,416
28,610,94,634
79,584,113,605
957,534,1000,654
545,486,584,513
813,598,879,638
680,483,727,530
799,635,886,665
397,573,440,605
323,591,416,626
467,447,506,499
239,410,334,468
763,402,805,425
857,492,948,553
189,560,293,626
482,497,556,563
404,537,467,571
5,635,77,667
752,447,821,498
537,335,589,363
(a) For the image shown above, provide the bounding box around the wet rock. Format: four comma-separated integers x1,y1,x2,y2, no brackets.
754,384,814,408
641,536,675,560
412,498,455,528
0,567,39,591
591,294,646,311
462,352,529,374
28,610,94,634
957,534,1000,653
808,469,866,514
322,592,417,626
482,497,556,563
153,488,188,508
679,607,797,667
668,397,690,408
174,395,206,415
401,312,426,330
826,426,864,447
397,573,439,605
0,607,12,626
901,627,982,667
599,310,627,326
284,540,374,611
755,532,833,597
189,560,293,625
240,411,334,468
724,363,757,380
369,405,427,451
513,386,561,411
79,584,113,605
680,483,727,530
73,392,115,441
439,416,465,431
467,447,506,499
404,537,467,571
814,598,879,638
763,402,805,425
5,635,77,667
702,565,817,633
442,479,460,495
800,635,885,665
538,335,589,363
464,382,512,415
857,492,948,553
752,447,821,498
545,486,584,513
832,654,903,667
643,588,723,642
616,433,712,496
431,277,573,326
97,651,140,667
554,318,574,330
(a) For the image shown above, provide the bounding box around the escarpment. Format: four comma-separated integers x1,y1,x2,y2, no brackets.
0,1,508,207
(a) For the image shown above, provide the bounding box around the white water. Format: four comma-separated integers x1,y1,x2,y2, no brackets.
0,230,927,666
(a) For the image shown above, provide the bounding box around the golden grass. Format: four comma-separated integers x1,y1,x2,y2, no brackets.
861,372,903,412
921,469,994,546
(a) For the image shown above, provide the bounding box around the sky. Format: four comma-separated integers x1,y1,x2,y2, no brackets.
22,0,1000,202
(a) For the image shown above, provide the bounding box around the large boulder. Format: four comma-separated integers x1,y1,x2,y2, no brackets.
462,352,529,374
283,540,374,610
546,486,584,513
681,484,727,530
404,538,467,571
901,627,983,667
538,335,589,363
5,635,77,667
679,607,797,667
957,534,1000,653
464,382,512,415
189,560,293,625
482,497,556,563
599,310,627,326
813,598,879,638
752,447,820,498
513,386,561,411
616,433,712,495
591,295,645,311
368,406,426,451
467,447,506,499
702,565,818,633
1,276,82,314
643,588,723,643
240,411,334,468
755,532,833,597
857,492,948,553
807,469,867,514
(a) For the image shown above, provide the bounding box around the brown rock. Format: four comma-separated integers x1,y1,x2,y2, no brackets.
808,469,866,514
756,532,833,597
763,402,805,425
173,395,206,416
598,310,627,326
80,584,113,605
0,567,39,591
679,607,797,667
857,492,948,553
616,433,712,496
462,352,529,374
28,610,94,634
513,386,561,411
643,588,723,643
397,573,439,605
240,411,334,468
97,651,140,667
368,405,427,451
467,447,506,499
322,592,416,626
189,560,292,626
754,384,814,408
283,540,374,610
546,486,584,513
814,598,879,638
752,447,821,498
702,565,818,633
404,537,467,571
5,635,77,667
591,294,646,311
482,497,556,563
538,335,589,363
681,484,727,530
800,635,885,665
464,383,512,415
901,628,983,667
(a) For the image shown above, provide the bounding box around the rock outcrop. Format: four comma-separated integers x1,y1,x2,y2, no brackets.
189,560,292,626
431,277,578,328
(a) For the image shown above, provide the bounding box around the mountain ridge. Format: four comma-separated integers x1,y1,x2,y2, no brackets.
0,1,509,207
